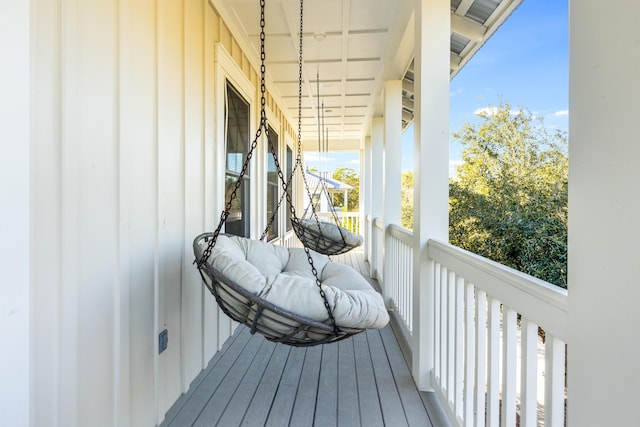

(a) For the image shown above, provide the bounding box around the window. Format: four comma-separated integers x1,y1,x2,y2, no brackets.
286,146,293,231
266,126,279,241
225,82,250,237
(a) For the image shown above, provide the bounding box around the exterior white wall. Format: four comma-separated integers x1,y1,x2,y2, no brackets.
21,0,283,425
568,1,640,425
0,2,31,426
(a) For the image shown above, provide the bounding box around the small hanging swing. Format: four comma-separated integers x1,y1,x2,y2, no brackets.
194,0,388,347
289,72,364,256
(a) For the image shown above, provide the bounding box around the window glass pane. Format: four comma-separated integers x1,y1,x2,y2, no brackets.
225,82,250,237
266,126,279,241
286,146,293,231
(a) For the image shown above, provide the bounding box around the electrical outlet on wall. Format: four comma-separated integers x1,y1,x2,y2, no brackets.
159,329,168,354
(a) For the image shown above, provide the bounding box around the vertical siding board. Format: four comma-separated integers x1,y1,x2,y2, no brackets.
157,0,186,418
31,0,63,424
182,0,206,392
73,0,120,424
202,3,220,362
119,0,159,425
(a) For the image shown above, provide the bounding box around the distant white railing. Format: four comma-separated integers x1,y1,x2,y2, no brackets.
316,211,361,235
370,217,384,280
386,224,414,337
281,230,301,248
368,217,568,427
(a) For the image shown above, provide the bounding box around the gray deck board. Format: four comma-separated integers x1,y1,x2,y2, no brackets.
161,251,440,427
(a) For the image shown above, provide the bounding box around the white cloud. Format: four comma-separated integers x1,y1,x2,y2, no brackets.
474,106,522,117
551,109,569,117
449,159,463,179
347,159,360,165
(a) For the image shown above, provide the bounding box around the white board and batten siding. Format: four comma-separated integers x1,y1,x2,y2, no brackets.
10,1,290,426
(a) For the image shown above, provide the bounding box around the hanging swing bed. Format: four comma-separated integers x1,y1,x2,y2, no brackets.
193,0,388,347
292,74,364,256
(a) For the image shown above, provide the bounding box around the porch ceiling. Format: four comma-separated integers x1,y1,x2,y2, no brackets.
210,0,522,151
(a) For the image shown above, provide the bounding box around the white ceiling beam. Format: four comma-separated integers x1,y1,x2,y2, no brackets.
402,79,414,95
450,52,462,69
454,0,475,16
451,13,487,41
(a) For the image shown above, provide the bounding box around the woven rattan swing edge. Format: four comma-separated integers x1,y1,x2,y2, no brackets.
194,232,363,347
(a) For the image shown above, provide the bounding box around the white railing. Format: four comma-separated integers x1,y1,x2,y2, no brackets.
370,217,385,280
386,224,414,337
428,239,568,427
368,216,568,427
316,211,361,235
281,230,301,248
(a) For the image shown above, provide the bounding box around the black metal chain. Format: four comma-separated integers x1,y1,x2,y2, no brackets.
196,0,339,335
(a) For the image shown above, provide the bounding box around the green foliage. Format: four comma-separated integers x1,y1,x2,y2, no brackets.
401,172,414,230
450,100,568,288
332,167,360,211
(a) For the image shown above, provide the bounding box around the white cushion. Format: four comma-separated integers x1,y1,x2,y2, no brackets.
202,235,388,333
299,219,364,247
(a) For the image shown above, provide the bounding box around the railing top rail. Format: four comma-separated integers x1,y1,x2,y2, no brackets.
373,217,384,229
388,223,413,246
428,238,569,341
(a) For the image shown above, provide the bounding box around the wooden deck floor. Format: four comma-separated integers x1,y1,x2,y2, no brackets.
160,251,448,427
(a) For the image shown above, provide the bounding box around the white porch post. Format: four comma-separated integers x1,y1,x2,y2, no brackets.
568,1,640,425
363,138,372,262
412,0,450,391
0,2,31,425
383,80,403,305
371,118,384,279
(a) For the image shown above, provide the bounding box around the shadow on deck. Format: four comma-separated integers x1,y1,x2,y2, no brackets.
160,251,448,427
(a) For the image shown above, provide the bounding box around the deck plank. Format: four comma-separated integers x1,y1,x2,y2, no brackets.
191,332,265,426
214,339,278,426
162,327,253,427
314,343,339,427
379,324,433,426
239,343,291,426
337,337,361,427
352,331,384,427
288,346,322,427
263,346,306,426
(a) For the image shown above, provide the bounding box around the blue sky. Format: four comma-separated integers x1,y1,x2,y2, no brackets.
310,0,568,175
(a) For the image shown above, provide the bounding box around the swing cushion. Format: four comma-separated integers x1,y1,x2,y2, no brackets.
299,218,364,247
204,234,388,331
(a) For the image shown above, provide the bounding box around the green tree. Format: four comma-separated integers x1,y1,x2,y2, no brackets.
401,172,414,229
332,167,360,211
450,101,568,288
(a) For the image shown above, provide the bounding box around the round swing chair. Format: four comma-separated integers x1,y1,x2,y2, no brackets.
291,76,364,256
193,0,388,347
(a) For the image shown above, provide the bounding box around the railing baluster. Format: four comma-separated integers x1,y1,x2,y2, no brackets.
545,335,566,427
440,265,448,388
502,307,517,426
455,276,465,419
464,282,476,427
447,270,456,404
520,318,538,427
487,297,500,427
475,290,487,427
434,262,441,385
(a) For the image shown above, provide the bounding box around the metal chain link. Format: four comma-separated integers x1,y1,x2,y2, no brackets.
197,0,338,335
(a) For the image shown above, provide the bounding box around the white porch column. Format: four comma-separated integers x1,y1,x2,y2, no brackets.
363,138,372,262
0,2,31,426
412,0,450,391
568,1,640,426
371,118,384,278
383,80,403,305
